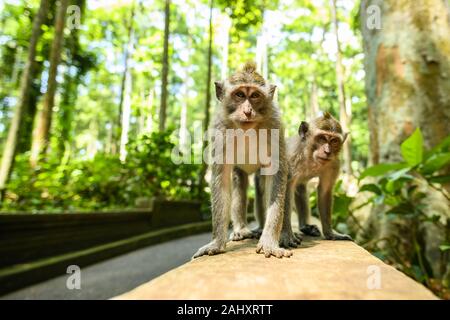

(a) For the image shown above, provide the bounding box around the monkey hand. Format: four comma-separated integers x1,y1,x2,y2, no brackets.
256,236,293,258
230,227,257,241
300,224,321,237
279,230,302,248
323,231,353,241
192,240,225,259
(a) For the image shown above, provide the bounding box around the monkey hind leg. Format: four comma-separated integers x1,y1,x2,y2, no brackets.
300,224,321,237
230,227,258,241
251,171,266,238
279,231,302,248
324,230,353,241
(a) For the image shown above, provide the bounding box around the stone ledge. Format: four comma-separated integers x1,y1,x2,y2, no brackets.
114,237,437,300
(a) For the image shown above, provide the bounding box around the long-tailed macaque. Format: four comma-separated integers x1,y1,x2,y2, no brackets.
192,62,291,259
280,112,353,246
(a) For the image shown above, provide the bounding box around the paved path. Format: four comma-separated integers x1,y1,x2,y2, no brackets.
1,233,211,300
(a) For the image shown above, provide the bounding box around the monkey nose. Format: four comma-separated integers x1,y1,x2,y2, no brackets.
243,110,252,118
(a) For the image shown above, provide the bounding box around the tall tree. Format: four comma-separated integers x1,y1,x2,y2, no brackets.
0,0,49,198
30,0,70,166
57,0,87,158
330,0,352,175
360,0,450,164
117,0,136,158
198,0,214,190
308,79,320,120
220,14,231,80
159,0,171,132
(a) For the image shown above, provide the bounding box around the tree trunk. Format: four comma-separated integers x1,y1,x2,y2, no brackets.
359,0,450,282
119,63,133,162
330,0,352,175
198,0,214,190
220,15,231,80
159,0,171,132
117,0,136,155
18,59,44,153
30,0,69,166
309,79,320,120
145,88,154,134
57,0,85,159
0,0,49,197
180,33,192,153
360,0,450,164
256,7,268,80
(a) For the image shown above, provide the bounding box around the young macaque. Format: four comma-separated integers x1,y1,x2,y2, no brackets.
193,62,291,259
280,112,352,246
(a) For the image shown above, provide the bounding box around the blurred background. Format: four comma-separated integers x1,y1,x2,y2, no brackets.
0,0,449,299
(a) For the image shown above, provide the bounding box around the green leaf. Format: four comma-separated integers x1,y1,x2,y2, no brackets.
401,128,423,166
359,183,382,195
428,175,450,184
386,202,415,215
439,244,450,252
424,135,450,159
420,152,450,175
359,163,409,180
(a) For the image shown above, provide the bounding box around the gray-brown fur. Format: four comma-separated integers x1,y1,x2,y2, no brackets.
193,62,291,259
280,113,352,244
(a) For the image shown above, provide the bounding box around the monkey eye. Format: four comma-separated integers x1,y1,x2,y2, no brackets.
330,138,340,145
250,92,261,99
317,135,327,143
235,91,245,98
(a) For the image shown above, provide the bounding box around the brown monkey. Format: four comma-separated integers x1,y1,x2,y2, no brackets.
280,112,352,246
193,62,291,259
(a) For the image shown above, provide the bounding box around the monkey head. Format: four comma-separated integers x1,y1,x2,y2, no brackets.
214,61,276,130
299,112,348,164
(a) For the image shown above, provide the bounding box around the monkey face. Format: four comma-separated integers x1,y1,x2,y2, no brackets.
298,114,348,164
312,133,343,164
222,85,271,130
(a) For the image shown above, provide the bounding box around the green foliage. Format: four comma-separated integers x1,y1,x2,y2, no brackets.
2,131,207,212
359,128,450,295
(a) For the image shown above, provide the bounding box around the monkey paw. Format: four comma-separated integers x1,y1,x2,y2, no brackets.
324,231,353,241
230,227,257,241
279,231,302,248
192,241,225,259
300,224,321,237
256,238,293,258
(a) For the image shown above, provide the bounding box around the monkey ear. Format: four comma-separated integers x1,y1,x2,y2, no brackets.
298,121,309,139
214,81,224,101
268,84,277,99
343,132,349,142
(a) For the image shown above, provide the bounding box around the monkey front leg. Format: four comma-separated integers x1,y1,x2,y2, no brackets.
317,180,352,241
279,176,302,248
193,164,232,258
256,167,293,258
295,183,321,237
229,168,255,241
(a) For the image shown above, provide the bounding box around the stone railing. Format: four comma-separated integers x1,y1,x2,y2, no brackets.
115,237,437,300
